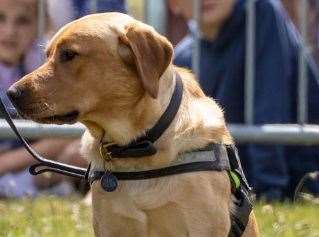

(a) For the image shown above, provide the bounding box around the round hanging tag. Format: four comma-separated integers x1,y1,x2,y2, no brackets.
101,172,118,192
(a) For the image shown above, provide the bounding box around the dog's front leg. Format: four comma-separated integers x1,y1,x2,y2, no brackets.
91,185,148,237
92,212,148,237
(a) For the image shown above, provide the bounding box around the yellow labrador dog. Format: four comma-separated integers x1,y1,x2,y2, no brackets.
8,13,258,237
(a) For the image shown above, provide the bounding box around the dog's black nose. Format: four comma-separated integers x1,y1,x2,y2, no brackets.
7,86,23,102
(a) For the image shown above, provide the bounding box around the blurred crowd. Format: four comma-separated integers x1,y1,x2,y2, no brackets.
0,0,319,202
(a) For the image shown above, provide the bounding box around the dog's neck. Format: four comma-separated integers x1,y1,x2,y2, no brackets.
81,66,178,170
94,67,176,145
81,66,232,171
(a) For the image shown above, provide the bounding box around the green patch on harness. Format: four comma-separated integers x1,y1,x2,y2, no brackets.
228,171,241,190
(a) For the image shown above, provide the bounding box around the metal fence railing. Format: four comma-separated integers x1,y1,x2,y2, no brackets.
298,0,309,124
245,0,256,125
1,0,319,145
1,120,319,145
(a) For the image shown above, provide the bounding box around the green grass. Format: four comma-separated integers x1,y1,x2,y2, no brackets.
257,202,319,237
0,196,93,237
1,196,319,237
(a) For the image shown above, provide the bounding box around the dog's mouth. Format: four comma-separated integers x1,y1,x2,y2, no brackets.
13,102,80,125
38,110,80,124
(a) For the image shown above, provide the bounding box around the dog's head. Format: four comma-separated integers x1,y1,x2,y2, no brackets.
7,13,173,126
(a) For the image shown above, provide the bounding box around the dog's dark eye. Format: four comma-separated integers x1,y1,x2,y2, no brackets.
59,49,78,63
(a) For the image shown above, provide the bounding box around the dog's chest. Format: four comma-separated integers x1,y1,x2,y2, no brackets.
91,176,176,211
91,178,190,236
90,172,231,237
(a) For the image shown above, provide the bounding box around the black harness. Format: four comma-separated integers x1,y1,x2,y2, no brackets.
1,73,252,236
89,143,230,184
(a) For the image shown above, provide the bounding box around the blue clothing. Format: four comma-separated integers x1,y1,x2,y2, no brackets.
174,0,319,199
72,0,127,18
0,63,25,151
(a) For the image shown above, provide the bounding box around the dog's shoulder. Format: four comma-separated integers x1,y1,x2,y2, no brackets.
174,66,205,98
174,66,233,146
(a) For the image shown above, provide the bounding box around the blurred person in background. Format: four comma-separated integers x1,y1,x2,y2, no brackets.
169,0,319,201
47,0,127,31
0,0,87,198
281,0,319,65
71,0,127,18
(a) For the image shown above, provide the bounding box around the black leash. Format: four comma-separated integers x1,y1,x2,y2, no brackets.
0,73,183,181
0,98,87,179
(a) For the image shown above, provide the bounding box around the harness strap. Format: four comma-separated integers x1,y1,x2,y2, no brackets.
89,161,228,183
226,145,251,191
89,143,230,183
226,145,253,237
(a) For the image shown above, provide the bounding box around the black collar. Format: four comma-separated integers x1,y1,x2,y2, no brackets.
100,72,183,159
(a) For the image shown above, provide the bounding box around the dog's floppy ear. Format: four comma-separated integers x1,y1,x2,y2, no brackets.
118,23,173,98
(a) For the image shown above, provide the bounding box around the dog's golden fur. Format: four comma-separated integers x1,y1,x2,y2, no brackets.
11,13,259,237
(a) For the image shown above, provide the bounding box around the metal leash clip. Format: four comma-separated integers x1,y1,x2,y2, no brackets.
99,142,118,192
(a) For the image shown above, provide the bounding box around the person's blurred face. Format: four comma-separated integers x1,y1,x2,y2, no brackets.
169,0,235,28
0,0,38,66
